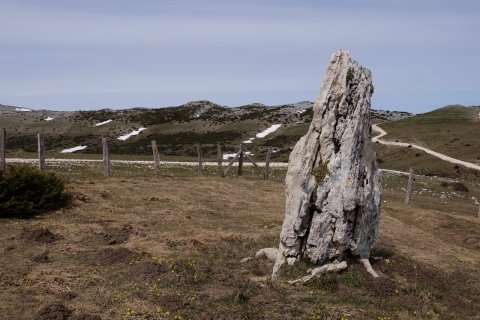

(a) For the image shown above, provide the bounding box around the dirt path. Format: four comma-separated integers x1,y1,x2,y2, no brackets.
372,124,480,171
5,158,289,168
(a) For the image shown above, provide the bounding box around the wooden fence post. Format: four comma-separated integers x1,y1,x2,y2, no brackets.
237,144,244,177
263,148,272,180
196,144,203,176
37,133,46,173
217,143,223,177
404,167,413,204
102,138,111,177
151,140,161,177
0,128,5,173
222,149,242,177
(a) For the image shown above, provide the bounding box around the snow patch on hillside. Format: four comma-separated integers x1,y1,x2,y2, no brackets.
15,108,31,112
61,146,87,153
256,124,281,138
44,117,54,121
223,151,254,160
118,128,147,141
95,119,113,126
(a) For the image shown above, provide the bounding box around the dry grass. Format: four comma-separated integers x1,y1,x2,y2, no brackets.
379,105,480,164
0,172,479,319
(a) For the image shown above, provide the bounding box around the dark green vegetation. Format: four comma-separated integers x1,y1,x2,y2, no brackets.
0,101,411,163
0,164,70,219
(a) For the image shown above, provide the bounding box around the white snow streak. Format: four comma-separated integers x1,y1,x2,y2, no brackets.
118,128,147,141
256,124,281,138
15,107,31,112
60,146,87,153
95,119,113,126
223,153,238,160
44,117,54,121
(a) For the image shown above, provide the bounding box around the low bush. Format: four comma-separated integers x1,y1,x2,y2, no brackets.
439,181,469,192
0,164,70,219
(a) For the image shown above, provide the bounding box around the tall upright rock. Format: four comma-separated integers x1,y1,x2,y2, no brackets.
273,50,381,276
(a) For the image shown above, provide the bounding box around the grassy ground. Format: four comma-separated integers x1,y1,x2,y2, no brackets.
0,164,479,320
373,143,480,181
379,105,480,164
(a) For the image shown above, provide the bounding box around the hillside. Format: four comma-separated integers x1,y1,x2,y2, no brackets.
0,101,411,161
378,105,480,164
4,101,480,181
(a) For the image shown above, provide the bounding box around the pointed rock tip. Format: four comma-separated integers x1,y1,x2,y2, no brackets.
332,49,351,58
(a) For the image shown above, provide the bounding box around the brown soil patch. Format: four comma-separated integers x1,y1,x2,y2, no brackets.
96,247,139,266
128,261,168,282
34,303,72,320
32,251,49,263
21,227,57,244
463,235,480,250
101,224,132,245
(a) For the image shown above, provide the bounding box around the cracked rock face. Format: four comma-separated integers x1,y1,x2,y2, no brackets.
273,50,381,276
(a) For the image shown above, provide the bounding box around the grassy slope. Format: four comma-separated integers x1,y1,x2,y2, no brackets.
0,105,304,161
379,105,480,164
0,166,479,319
4,103,480,181
373,143,480,181
0,102,410,163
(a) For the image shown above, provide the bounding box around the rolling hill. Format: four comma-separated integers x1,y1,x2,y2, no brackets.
378,105,480,164
0,101,410,161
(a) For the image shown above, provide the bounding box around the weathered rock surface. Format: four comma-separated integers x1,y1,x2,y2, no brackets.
255,248,279,261
272,50,381,276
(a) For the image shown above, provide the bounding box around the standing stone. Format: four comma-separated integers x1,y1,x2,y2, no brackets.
273,50,381,276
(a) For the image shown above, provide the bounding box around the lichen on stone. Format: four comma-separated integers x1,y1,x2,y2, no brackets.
313,162,329,183
346,67,354,84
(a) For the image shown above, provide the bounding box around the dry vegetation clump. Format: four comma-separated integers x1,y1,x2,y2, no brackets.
440,181,469,192
21,227,58,244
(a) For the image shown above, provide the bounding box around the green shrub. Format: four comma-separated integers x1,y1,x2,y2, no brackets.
0,164,70,219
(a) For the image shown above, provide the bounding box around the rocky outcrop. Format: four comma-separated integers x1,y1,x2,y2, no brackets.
272,50,381,276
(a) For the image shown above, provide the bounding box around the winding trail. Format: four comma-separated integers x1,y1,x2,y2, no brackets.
372,124,480,171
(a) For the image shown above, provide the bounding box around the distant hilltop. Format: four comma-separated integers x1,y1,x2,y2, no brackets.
0,100,412,119
0,100,414,159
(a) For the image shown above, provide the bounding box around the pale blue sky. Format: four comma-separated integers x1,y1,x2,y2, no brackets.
0,0,479,112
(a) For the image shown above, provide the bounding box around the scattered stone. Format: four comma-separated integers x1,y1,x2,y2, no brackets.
255,248,278,262
288,261,348,285
21,228,58,244
35,303,72,320
359,258,379,278
273,50,381,277
240,257,253,263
